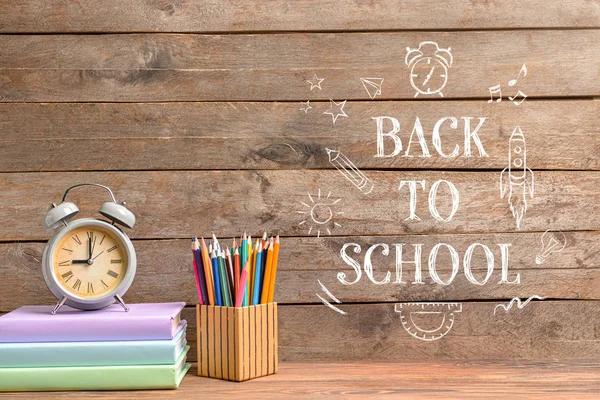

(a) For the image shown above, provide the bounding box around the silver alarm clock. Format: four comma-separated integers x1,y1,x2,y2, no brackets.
41,184,137,314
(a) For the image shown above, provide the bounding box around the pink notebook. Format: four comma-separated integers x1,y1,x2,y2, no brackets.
0,302,186,343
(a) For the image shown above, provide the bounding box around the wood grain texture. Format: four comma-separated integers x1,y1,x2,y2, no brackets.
0,170,598,241
1,233,599,310
1,31,598,101
4,361,600,399
1,0,599,33
0,100,598,171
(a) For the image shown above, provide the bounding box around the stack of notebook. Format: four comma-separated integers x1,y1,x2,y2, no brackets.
0,302,190,392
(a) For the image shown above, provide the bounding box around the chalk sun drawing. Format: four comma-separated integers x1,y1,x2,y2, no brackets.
323,99,348,124
405,41,453,98
360,78,384,100
316,279,347,315
500,126,534,230
300,100,313,113
297,189,343,238
536,230,567,265
494,296,544,315
326,148,374,195
395,303,462,341
306,73,325,91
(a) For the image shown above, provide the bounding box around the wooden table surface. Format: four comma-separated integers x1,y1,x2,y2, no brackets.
3,361,600,399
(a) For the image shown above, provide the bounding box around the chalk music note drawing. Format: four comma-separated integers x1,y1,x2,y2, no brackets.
326,148,374,194
488,85,502,103
508,64,527,86
297,189,343,238
360,78,384,100
535,230,567,264
500,126,534,229
395,303,462,341
494,296,544,315
487,64,528,105
316,280,347,315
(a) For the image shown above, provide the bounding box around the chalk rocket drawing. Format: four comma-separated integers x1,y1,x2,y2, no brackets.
500,126,534,229
494,296,544,315
395,303,462,341
316,279,347,315
405,42,453,97
297,189,343,238
535,230,567,264
306,73,325,91
300,100,312,113
323,99,348,124
326,148,374,194
360,78,384,100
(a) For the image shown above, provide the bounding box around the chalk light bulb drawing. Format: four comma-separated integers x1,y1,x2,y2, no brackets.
297,190,343,238
535,230,567,265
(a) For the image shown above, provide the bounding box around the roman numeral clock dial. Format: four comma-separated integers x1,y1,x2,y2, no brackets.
52,226,127,299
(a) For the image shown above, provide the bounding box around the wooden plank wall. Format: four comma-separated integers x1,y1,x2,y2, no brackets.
1,1,599,362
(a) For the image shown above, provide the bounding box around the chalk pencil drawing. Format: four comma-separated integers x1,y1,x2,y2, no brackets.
360,78,384,100
500,126,534,229
494,296,544,315
326,147,374,194
323,99,348,124
395,303,462,341
536,230,567,265
405,41,453,98
316,279,347,315
487,64,528,105
300,100,313,113
297,189,343,238
306,73,325,91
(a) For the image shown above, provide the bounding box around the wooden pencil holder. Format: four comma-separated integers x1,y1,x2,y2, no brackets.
196,303,278,382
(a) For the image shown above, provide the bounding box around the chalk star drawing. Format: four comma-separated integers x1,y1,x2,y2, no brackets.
297,189,343,238
316,279,347,315
395,303,462,341
306,73,325,91
405,42,453,98
300,100,313,113
494,296,544,315
360,78,384,100
500,126,534,229
323,99,348,124
536,230,567,265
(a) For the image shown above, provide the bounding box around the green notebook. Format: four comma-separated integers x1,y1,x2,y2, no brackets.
0,346,191,392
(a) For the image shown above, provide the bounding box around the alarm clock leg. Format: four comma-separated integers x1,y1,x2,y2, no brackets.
114,294,130,312
51,296,68,315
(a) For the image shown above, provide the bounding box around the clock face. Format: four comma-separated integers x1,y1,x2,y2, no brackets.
410,57,448,95
52,225,128,299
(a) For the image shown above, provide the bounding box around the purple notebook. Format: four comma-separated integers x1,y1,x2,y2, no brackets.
0,302,186,343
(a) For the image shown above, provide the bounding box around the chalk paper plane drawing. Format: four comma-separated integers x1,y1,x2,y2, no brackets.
405,41,453,98
306,73,325,91
297,189,343,238
300,100,312,113
535,230,567,265
488,64,528,105
395,303,462,341
494,296,544,315
360,78,384,100
316,279,347,315
500,126,534,230
323,99,348,124
326,147,374,194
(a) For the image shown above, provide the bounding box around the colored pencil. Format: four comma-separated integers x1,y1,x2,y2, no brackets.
200,238,215,305
234,247,240,302
225,247,234,292
261,238,274,304
267,235,280,303
210,250,222,306
235,260,250,308
192,238,208,305
253,241,263,305
247,234,254,305
241,233,248,306
191,239,204,305
217,250,232,307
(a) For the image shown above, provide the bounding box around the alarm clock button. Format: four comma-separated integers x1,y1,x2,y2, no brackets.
43,202,79,230
99,202,136,229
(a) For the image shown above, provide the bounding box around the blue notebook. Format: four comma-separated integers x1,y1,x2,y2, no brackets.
0,323,187,368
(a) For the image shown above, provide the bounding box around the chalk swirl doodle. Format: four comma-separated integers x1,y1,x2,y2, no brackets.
494,296,545,315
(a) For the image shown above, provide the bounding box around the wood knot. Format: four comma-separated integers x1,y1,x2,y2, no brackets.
155,0,182,15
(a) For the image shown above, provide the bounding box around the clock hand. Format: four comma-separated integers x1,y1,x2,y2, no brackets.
72,260,89,264
92,251,104,260
88,236,92,260
422,66,435,86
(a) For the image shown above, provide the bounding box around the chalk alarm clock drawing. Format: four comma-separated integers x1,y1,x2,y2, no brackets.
41,184,137,314
405,41,453,97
